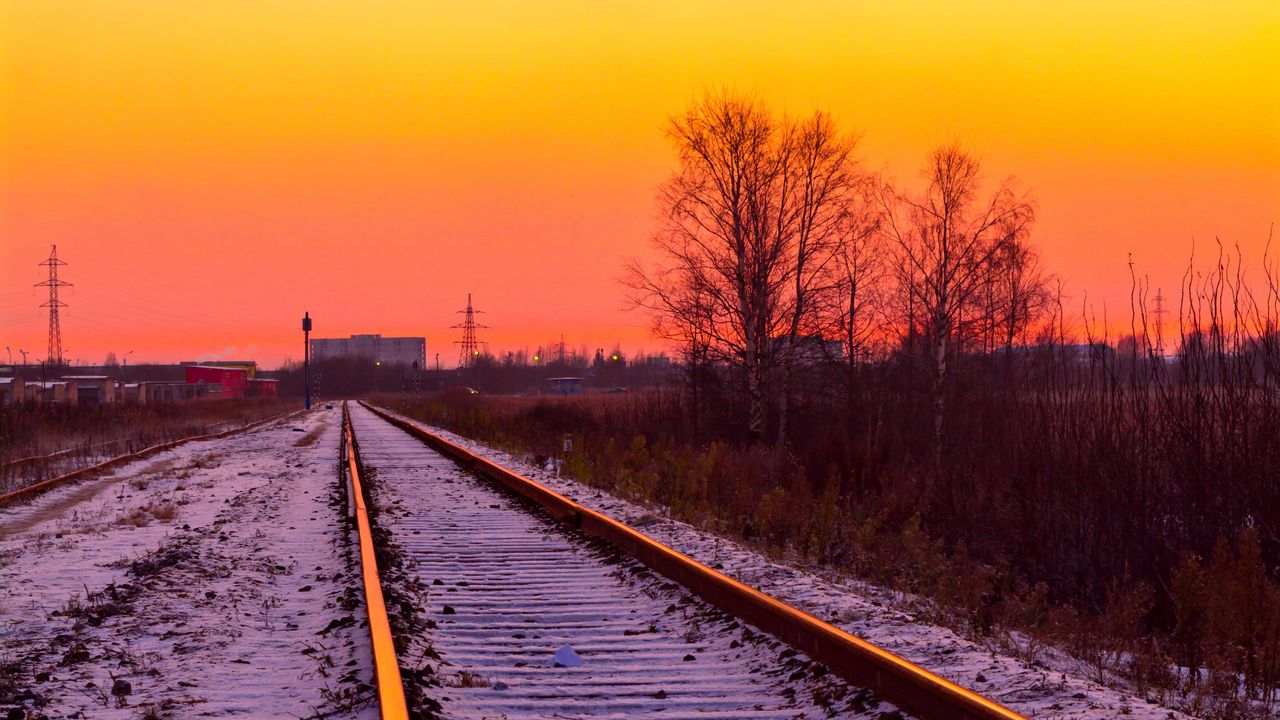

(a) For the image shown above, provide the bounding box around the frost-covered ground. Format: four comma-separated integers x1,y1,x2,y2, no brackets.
374,405,1195,720
0,407,377,720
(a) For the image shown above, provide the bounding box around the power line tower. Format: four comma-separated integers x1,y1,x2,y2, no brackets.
36,244,71,368
452,293,488,368
1153,288,1168,356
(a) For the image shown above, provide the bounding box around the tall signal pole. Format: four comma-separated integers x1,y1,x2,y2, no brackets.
302,312,312,410
36,245,71,369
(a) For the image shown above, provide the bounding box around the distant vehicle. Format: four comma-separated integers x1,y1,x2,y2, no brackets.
324,403,334,409
605,387,630,394
462,387,480,395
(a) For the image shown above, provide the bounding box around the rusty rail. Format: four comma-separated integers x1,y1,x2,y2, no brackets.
0,409,306,507
341,402,409,720
360,401,1027,720
3,419,236,472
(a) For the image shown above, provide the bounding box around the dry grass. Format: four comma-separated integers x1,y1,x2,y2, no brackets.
443,670,491,688
115,500,179,528
0,398,293,472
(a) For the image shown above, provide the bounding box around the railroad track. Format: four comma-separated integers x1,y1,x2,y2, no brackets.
0,408,305,506
342,401,1027,720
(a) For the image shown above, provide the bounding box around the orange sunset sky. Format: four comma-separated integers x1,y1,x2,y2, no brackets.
2,1,1277,368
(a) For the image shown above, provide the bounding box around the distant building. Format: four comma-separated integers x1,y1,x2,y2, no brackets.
61,375,117,404
246,378,279,398
141,381,222,403
770,335,844,364
26,380,77,404
311,334,427,367
0,377,23,406
548,377,583,396
186,365,249,398
181,360,258,378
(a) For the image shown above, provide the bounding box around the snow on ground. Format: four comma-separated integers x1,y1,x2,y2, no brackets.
375,405,1193,720
0,406,377,720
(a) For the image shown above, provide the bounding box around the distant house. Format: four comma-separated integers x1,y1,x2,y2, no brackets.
770,335,845,364
62,375,117,404
27,380,78,404
121,383,144,404
0,377,23,405
548,377,583,396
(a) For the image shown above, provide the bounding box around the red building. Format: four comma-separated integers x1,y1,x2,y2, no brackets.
246,378,279,398
185,365,249,398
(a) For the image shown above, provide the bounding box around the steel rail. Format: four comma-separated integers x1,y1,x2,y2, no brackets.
0,408,306,507
3,418,240,471
341,402,409,720
4,436,135,470
361,401,1027,720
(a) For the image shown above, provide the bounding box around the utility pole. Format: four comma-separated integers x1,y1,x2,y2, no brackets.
36,245,70,369
452,293,487,367
452,293,488,390
302,312,312,410
1153,288,1168,356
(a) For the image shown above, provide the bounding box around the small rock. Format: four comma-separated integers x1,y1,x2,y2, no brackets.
111,679,132,697
976,673,986,683
682,654,696,662
442,605,456,615
205,591,217,600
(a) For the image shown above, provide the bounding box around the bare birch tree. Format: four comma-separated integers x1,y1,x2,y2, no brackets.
773,111,862,444
627,92,787,442
991,217,1052,355
628,92,858,443
819,186,885,414
880,143,1035,453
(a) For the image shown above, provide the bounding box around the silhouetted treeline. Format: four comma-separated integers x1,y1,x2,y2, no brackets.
270,351,676,398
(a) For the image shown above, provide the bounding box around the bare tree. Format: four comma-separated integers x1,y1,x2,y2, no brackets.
815,181,885,417
628,91,858,443
992,225,1052,356
773,111,862,444
627,92,784,441
880,143,1035,453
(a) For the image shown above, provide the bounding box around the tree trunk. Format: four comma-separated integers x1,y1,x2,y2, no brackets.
933,330,948,463
747,362,766,443
776,372,789,447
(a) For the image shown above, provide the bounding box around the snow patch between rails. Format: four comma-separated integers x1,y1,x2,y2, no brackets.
376,406,1196,720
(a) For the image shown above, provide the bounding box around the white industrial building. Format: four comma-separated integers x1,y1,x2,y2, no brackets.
310,334,427,367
